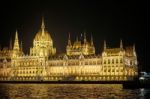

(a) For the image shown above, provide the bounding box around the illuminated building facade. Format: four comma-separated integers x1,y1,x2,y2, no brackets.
0,18,138,81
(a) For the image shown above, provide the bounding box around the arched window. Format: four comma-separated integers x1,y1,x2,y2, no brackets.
120,58,123,63
116,59,118,63
130,61,132,65
104,60,106,64
108,59,110,64
112,59,114,64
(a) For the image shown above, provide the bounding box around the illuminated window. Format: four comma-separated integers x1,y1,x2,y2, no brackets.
120,59,123,63
85,62,88,65
104,60,106,64
116,59,118,63
112,59,114,64
130,61,132,65
108,59,110,64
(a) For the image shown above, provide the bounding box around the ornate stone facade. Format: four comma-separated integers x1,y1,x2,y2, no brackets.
0,18,138,81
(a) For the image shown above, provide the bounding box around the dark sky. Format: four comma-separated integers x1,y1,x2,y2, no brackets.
0,0,149,71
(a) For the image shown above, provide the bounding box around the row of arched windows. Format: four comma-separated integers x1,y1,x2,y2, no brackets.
48,60,102,66
103,58,123,64
16,70,43,74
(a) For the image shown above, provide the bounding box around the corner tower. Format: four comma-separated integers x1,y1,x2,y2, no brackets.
12,30,23,57
30,17,56,57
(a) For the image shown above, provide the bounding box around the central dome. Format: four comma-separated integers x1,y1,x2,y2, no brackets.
30,17,56,56
34,29,52,41
34,17,52,42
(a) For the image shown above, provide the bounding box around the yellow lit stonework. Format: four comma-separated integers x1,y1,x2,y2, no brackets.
0,18,138,81
66,33,95,56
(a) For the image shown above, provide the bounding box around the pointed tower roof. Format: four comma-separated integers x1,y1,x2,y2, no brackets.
15,30,18,40
91,34,94,46
120,39,123,49
13,30,20,50
104,40,106,50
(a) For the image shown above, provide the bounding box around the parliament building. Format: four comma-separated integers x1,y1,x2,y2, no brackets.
0,18,138,81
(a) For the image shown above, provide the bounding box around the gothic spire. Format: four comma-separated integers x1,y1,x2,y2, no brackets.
68,32,71,46
120,39,123,49
104,40,106,50
13,30,20,50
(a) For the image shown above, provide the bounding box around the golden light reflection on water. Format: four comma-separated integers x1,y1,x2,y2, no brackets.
0,84,139,99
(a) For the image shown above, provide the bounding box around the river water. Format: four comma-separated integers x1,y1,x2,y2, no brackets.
0,84,149,99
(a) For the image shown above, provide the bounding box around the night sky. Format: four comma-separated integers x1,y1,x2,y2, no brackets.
0,1,149,71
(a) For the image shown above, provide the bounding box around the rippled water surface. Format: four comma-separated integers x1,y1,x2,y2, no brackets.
0,84,150,99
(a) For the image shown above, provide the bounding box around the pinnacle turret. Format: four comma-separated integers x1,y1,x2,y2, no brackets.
13,30,20,51
104,40,106,50
68,33,71,46
120,39,123,49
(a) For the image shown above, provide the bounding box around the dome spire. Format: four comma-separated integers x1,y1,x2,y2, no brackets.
91,34,94,46
41,16,45,36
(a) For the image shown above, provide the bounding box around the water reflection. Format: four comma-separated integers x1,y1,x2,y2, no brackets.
0,84,144,99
